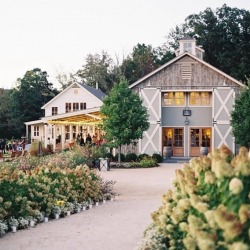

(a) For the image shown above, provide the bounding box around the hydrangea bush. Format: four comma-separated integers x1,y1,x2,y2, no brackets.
0,145,116,236
146,146,250,250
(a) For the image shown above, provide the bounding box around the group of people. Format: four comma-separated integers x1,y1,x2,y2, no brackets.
0,138,25,154
76,133,103,147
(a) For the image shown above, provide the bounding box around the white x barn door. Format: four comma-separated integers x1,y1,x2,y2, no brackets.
139,88,161,155
212,87,235,151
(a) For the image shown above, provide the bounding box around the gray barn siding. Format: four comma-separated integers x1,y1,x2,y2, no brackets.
161,107,212,127
134,56,240,90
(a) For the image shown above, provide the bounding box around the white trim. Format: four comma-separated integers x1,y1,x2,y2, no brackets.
213,88,234,121
214,125,232,148
41,82,77,109
141,90,160,121
141,125,160,153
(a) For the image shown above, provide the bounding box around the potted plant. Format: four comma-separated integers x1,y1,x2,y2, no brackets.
18,217,29,229
8,217,19,232
200,142,208,155
52,206,62,219
73,202,82,213
64,202,74,216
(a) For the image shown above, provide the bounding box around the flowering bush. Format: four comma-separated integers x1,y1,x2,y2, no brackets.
146,146,250,249
137,223,168,250
0,221,8,236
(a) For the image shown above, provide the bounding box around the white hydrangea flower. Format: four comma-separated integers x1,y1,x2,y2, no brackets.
229,178,244,194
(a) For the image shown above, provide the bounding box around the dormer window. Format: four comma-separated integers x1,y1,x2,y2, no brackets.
175,37,204,59
183,42,192,53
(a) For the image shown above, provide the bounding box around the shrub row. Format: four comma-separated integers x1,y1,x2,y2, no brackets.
111,153,163,163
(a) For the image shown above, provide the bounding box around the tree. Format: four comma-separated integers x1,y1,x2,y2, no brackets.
8,68,58,137
0,88,12,138
120,43,158,84
231,82,250,148
165,4,250,83
55,69,78,90
100,79,150,163
77,51,121,94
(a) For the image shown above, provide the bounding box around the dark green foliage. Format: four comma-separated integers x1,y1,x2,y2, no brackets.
114,153,125,162
138,153,150,161
125,153,138,162
152,153,163,163
120,43,158,84
77,51,121,94
104,152,114,161
139,157,157,168
231,83,250,148
166,4,250,83
8,68,58,137
100,79,149,163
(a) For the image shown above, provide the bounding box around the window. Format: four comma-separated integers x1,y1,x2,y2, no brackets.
174,128,183,147
52,107,58,115
163,92,185,106
183,42,192,53
65,103,71,113
189,92,211,106
80,103,86,110
34,126,39,136
74,89,78,94
73,103,79,111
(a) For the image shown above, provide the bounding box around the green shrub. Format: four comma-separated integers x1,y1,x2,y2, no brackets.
152,153,163,163
125,153,137,162
149,146,250,249
104,152,114,161
138,153,150,161
114,153,125,162
140,157,157,168
129,162,142,168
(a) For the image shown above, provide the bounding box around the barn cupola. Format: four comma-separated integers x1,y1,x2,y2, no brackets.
175,37,204,60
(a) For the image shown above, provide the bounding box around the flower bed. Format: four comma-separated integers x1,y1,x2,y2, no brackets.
138,146,250,249
0,145,116,236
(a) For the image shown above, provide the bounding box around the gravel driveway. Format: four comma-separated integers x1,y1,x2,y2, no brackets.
0,163,182,250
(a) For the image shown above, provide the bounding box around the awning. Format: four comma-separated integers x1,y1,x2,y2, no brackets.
41,107,104,126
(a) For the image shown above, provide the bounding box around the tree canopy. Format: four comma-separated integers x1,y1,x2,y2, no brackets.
100,79,149,155
76,51,122,94
166,4,250,83
231,81,250,148
8,68,58,137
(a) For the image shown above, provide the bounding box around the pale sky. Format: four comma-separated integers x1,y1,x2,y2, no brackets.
0,0,249,89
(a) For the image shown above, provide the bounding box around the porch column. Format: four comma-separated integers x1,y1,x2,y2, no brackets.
44,124,48,148
61,125,65,149
69,125,73,143
26,125,29,142
53,125,56,151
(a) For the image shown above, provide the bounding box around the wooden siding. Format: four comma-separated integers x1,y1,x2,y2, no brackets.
133,56,241,91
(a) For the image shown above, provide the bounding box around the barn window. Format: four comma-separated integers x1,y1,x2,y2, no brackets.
189,92,211,106
163,92,185,106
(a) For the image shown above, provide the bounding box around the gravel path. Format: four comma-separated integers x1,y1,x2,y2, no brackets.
0,163,182,250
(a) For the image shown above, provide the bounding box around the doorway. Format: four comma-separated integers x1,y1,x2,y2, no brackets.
163,128,184,157
190,128,211,157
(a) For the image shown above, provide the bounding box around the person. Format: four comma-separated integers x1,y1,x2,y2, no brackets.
20,138,25,150
12,140,17,151
85,134,92,145
80,136,84,146
92,134,97,146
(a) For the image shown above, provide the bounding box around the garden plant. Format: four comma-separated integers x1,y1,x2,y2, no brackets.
0,145,116,236
138,146,250,250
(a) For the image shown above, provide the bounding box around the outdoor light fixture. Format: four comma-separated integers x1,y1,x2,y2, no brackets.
185,117,189,125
